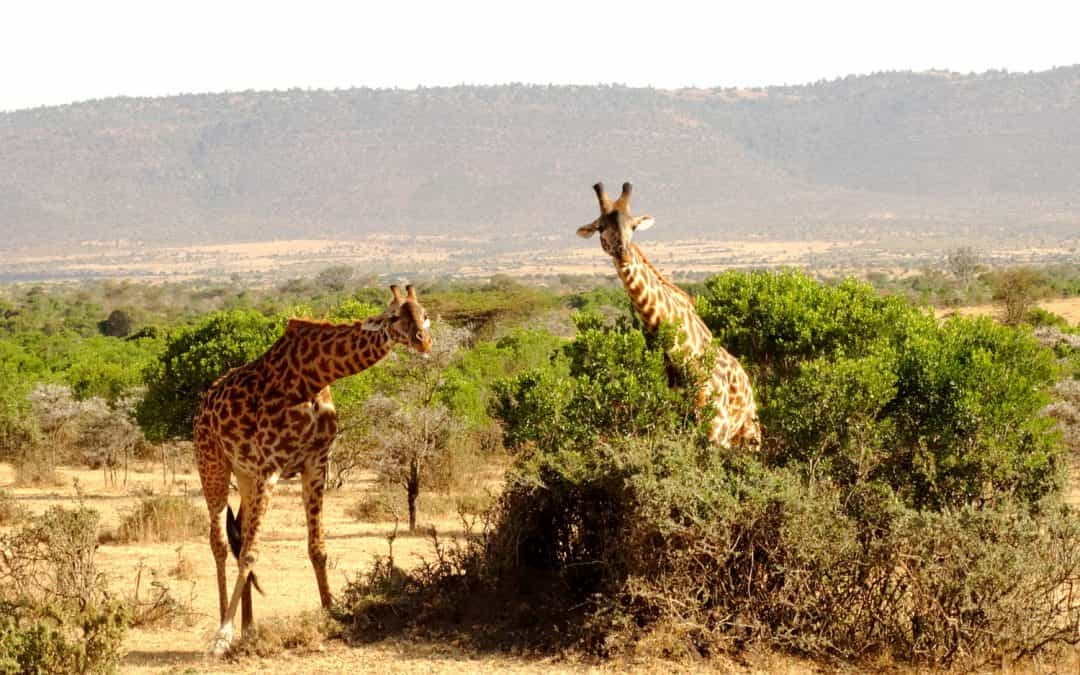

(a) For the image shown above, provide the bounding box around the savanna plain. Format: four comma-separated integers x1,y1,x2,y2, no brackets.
1,256,1079,674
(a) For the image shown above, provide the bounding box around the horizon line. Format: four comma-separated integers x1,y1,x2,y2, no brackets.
5,64,1078,115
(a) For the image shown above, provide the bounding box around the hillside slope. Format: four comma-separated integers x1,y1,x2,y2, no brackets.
2,68,1079,245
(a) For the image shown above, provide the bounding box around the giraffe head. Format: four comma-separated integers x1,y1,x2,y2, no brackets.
576,182,655,263
369,284,432,353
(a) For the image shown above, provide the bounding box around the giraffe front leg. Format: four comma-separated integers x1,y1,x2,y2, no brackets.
302,459,332,608
210,473,276,657
195,439,230,624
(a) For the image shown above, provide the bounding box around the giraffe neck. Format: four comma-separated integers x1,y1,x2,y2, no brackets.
614,244,714,355
614,244,672,332
263,317,395,401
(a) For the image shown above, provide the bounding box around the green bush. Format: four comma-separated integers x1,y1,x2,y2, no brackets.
767,316,1061,509
137,309,282,440
887,316,1059,507
335,271,1077,667
0,601,129,675
492,314,701,453
699,269,1063,510
438,329,563,429
697,269,917,385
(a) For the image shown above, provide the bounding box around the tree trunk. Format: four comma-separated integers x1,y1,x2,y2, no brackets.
407,459,420,532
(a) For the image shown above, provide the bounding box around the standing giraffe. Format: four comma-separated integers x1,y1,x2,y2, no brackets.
577,182,760,447
194,285,432,656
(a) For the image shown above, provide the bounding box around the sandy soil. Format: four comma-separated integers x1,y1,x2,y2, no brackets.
6,234,1075,284
945,297,1080,324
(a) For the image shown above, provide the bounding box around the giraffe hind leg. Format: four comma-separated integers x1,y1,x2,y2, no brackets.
226,506,263,595
227,505,259,637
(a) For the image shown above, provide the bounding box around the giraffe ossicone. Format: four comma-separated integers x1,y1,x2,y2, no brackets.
579,181,761,447
194,284,433,656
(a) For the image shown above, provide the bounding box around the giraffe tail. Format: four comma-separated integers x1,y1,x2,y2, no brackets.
225,505,264,596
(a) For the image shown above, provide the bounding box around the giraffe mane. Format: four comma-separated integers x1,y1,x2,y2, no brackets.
631,244,694,304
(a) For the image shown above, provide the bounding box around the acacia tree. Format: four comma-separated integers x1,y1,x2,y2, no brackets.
946,246,981,292
364,397,457,531
993,267,1044,326
362,325,469,531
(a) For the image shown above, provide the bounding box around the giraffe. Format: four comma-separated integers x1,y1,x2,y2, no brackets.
194,285,432,656
577,182,760,448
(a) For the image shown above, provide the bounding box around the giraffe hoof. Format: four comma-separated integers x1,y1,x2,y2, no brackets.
208,623,234,657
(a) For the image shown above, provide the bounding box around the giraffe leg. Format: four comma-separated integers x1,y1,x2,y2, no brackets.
302,458,332,608
195,437,230,624
241,572,254,635
239,478,255,634
210,472,276,657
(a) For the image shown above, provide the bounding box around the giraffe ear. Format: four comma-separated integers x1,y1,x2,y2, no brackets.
577,220,600,238
631,215,655,232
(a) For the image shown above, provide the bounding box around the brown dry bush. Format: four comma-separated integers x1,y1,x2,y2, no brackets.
111,495,204,544
170,546,196,580
346,490,399,523
0,490,28,527
225,611,334,659
347,489,477,524
334,439,1080,669
0,504,129,674
11,444,64,487
1047,378,1080,455
126,561,198,629
0,504,103,608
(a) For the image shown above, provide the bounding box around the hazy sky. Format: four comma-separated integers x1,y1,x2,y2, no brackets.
3,0,1078,111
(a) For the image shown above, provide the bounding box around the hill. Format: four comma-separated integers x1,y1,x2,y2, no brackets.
2,68,1079,247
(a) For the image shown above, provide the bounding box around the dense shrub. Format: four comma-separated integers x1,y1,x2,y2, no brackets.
438,329,563,429
0,601,129,675
493,315,701,452
336,271,1077,667
699,269,1063,509
137,309,282,440
697,269,916,386
768,317,1061,509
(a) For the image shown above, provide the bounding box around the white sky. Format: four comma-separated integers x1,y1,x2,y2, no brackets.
2,0,1078,112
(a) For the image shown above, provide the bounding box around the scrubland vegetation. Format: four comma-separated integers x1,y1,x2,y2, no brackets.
0,261,1078,671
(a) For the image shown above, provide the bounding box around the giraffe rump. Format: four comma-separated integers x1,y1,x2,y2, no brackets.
225,505,264,595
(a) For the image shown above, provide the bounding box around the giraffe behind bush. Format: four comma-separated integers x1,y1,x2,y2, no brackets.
577,182,760,447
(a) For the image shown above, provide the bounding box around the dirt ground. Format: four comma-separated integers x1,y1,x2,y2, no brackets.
3,441,1079,673
944,296,1080,324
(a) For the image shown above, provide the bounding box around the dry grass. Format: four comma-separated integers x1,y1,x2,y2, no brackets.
169,545,196,580
127,561,199,629
346,490,400,523
947,297,1080,324
347,489,487,525
109,494,204,544
0,488,29,526
225,610,333,659
12,446,64,487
